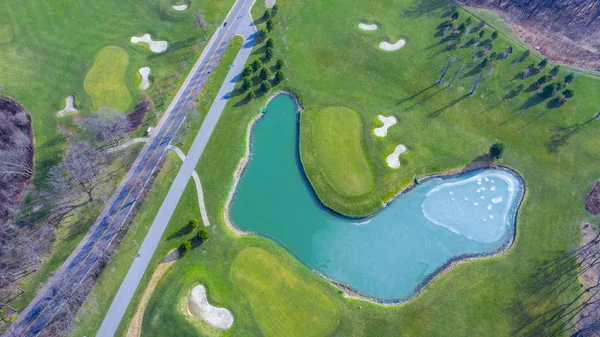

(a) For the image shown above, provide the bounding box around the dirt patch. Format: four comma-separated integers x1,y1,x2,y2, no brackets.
584,180,600,214
126,249,179,337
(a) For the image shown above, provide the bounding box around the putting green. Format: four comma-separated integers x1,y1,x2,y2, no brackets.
230,247,339,337
83,46,131,111
312,106,374,197
0,24,13,44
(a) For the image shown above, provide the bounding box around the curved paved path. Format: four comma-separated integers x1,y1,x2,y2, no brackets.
7,0,256,335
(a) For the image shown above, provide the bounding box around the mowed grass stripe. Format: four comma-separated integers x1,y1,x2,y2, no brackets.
230,247,339,337
84,46,132,111
312,107,374,197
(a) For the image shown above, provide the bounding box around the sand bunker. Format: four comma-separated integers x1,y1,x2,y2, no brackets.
386,144,407,169
188,285,233,330
138,67,150,90
57,95,77,117
373,115,396,137
130,34,168,53
379,39,406,51
359,23,378,31
172,4,188,10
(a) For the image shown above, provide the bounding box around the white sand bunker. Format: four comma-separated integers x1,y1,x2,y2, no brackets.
373,115,396,137
172,4,188,11
130,34,168,53
138,67,150,90
188,285,233,330
386,144,407,169
359,23,378,31
57,95,77,117
379,39,406,51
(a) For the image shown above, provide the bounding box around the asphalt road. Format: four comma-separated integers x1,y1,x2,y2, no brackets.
7,0,256,335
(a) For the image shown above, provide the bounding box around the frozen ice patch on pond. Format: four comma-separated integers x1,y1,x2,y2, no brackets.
373,115,396,137
138,67,150,90
421,170,519,243
492,197,503,204
490,185,496,191
131,34,168,53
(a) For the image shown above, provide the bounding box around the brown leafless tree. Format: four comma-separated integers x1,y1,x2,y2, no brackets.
83,108,130,144
194,11,208,41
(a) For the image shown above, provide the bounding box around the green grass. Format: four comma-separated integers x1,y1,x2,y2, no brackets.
128,0,600,335
231,247,339,337
68,36,244,336
1,0,234,316
310,106,374,197
84,46,132,111
0,24,13,44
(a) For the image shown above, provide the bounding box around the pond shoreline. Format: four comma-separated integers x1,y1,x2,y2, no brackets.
223,91,527,305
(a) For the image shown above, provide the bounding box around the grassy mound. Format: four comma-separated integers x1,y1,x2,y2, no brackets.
310,107,374,197
230,247,339,337
83,46,131,111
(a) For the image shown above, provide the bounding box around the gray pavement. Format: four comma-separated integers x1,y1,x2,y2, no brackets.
6,0,256,335
96,2,257,337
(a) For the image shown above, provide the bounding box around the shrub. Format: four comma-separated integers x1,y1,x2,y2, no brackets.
538,58,548,69
257,28,268,43
491,31,498,39
563,88,574,99
263,9,271,20
478,30,485,39
451,11,459,21
197,228,210,243
457,23,466,34
265,47,274,60
276,58,284,69
549,65,560,77
266,38,274,49
541,83,557,98
272,4,279,16
180,240,192,255
536,75,548,86
275,70,285,83
242,66,253,77
260,67,271,81
260,81,271,93
252,58,263,71
480,58,489,68
266,19,274,32
242,77,252,91
188,218,198,232
465,17,472,26
489,143,505,159
564,73,574,84
247,89,256,100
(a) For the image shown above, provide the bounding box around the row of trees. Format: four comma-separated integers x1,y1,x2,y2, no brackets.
240,12,286,100
179,218,210,254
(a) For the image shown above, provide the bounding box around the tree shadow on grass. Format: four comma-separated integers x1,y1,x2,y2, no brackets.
167,225,192,241
396,83,437,106
427,93,470,119
545,115,598,152
404,86,447,111
401,0,452,18
464,153,494,170
520,93,550,110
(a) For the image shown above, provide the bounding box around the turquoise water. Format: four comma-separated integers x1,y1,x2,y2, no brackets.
231,94,523,301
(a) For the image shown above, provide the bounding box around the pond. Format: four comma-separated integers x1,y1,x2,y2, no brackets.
230,94,523,301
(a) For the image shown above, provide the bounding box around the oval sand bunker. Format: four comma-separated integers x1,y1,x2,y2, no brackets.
172,4,188,11
374,115,396,137
138,67,150,90
57,95,77,117
188,285,233,330
386,144,406,168
359,23,378,31
130,34,168,53
379,39,406,51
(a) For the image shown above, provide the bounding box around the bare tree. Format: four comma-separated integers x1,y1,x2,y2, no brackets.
83,108,130,144
194,11,208,41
